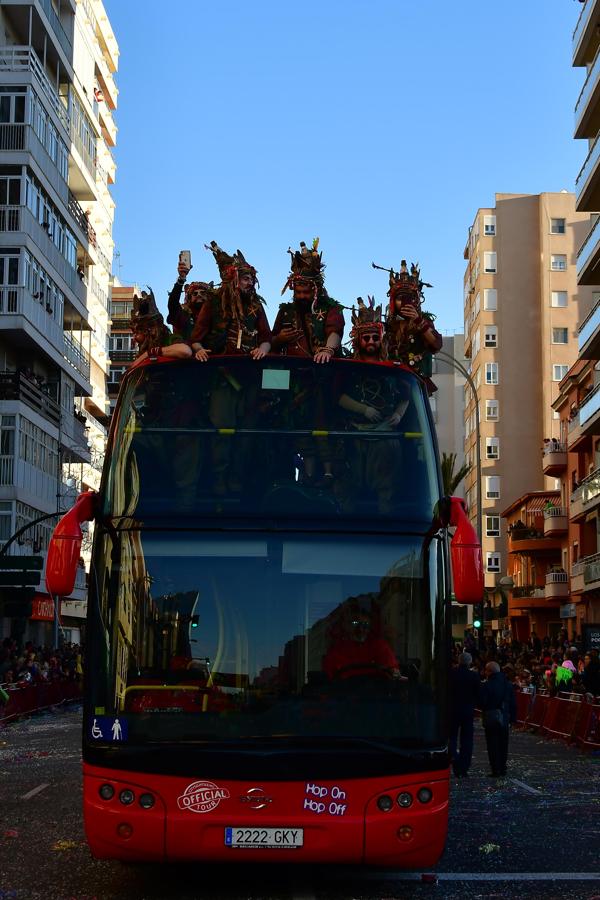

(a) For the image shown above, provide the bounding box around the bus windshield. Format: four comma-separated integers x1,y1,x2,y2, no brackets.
88,527,448,756
102,357,439,525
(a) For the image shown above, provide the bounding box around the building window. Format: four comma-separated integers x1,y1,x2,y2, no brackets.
551,290,568,307
484,251,497,273
484,325,498,348
483,289,497,310
485,362,499,384
485,476,500,499
486,437,500,460
486,399,499,420
550,218,566,234
553,364,568,382
484,215,496,236
486,515,500,538
552,328,568,344
551,254,567,271
486,552,501,573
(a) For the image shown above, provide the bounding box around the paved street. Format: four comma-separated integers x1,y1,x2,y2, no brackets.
0,705,599,900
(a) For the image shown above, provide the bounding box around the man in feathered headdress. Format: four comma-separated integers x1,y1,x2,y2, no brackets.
130,288,192,363
190,242,271,361
381,260,442,393
272,239,344,363
348,296,385,362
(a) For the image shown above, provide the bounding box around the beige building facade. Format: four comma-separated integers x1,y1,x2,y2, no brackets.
432,334,467,497
462,192,594,593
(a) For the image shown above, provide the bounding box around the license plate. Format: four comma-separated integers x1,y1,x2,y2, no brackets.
224,827,304,849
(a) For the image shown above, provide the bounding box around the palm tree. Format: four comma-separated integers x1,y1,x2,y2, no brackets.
441,452,471,496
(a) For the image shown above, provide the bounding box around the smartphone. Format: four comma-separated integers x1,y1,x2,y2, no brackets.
179,250,192,269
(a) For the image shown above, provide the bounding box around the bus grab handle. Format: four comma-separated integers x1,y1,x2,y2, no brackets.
448,496,484,605
46,491,97,597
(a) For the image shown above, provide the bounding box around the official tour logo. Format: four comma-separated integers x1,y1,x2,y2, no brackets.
177,780,230,814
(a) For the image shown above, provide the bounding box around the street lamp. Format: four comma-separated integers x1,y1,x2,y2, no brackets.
437,350,484,650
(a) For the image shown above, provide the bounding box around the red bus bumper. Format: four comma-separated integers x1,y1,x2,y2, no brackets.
83,763,449,867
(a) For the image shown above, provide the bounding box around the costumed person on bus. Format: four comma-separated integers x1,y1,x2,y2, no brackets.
271,241,344,486
323,598,402,683
190,242,271,360
271,239,344,362
190,243,271,493
167,251,216,343
130,288,192,363
375,259,442,394
337,298,410,514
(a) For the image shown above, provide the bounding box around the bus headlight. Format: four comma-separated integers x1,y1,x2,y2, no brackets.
139,793,155,809
396,791,413,808
417,787,433,804
377,794,393,812
119,789,135,805
99,783,114,800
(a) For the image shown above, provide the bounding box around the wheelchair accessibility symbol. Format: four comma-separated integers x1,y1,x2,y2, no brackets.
89,716,128,742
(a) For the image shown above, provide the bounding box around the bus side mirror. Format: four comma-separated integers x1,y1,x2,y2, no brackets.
46,491,96,596
448,496,484,604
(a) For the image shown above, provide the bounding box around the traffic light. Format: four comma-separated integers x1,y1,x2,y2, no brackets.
473,617,482,629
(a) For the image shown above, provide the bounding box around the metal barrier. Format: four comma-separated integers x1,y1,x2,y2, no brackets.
0,681,81,723
516,688,600,752
572,699,600,752
514,689,534,725
524,693,550,731
541,695,583,741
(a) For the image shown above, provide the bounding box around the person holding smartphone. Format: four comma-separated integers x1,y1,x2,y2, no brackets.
167,252,216,343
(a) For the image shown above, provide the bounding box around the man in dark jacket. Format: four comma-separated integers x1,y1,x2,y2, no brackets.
449,652,480,777
479,660,517,778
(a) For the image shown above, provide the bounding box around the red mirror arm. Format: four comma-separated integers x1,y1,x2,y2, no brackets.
46,491,97,596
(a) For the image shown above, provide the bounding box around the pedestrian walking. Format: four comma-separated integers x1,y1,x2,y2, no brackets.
449,651,480,777
479,660,516,778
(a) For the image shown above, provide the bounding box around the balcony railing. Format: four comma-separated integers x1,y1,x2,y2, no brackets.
63,333,91,382
0,286,64,356
583,550,600,584
37,0,73,60
575,40,600,121
0,122,26,151
577,216,600,278
543,442,567,456
0,205,84,303
512,585,545,599
571,465,600,508
543,506,567,519
68,191,97,247
70,123,97,180
579,382,600,426
0,371,60,428
110,350,136,363
578,295,600,353
0,46,69,133
546,572,568,584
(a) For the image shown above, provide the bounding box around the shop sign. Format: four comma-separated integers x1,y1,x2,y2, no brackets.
30,596,55,621
559,603,577,619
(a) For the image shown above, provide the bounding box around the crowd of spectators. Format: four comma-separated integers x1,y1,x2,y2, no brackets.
453,628,600,699
0,638,83,693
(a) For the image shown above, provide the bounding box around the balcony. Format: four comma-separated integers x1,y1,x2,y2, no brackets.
582,550,600,591
577,216,600,284
578,296,600,358
576,130,600,211
575,43,600,139
68,191,97,250
0,371,60,428
0,46,69,135
0,122,69,208
36,0,73,61
566,386,600,451
110,349,136,364
0,205,86,306
571,559,586,594
0,452,59,511
571,465,600,520
507,525,563,554
63,333,91,383
542,442,567,476
573,0,600,67
545,571,570,600
543,506,568,536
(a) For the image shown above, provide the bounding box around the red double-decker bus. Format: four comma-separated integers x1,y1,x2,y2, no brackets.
47,355,481,866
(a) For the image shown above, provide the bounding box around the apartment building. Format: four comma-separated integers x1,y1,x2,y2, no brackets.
432,333,467,491
545,0,600,641
0,0,118,645
462,193,594,636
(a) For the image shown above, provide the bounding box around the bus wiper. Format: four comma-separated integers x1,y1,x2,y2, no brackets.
256,736,438,759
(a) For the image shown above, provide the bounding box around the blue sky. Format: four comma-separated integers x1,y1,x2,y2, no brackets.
103,0,587,335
